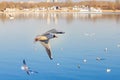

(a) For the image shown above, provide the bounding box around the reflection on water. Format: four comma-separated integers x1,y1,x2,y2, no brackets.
0,12,120,23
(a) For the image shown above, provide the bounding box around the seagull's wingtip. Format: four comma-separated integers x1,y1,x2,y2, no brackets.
50,58,53,60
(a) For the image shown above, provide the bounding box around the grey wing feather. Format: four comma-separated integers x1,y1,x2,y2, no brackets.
42,32,51,37
46,29,65,34
26,71,30,75
23,59,26,65
47,29,57,33
45,47,53,60
40,41,53,60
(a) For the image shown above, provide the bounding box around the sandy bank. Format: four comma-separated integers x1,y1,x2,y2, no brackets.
102,10,120,13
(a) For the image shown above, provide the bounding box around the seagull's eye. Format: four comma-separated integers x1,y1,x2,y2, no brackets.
53,35,56,37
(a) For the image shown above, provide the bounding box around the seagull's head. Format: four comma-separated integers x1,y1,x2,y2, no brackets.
34,37,39,42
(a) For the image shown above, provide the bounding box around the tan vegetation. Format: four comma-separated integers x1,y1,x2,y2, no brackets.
0,1,120,11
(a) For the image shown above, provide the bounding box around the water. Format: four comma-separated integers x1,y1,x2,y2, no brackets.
0,12,120,80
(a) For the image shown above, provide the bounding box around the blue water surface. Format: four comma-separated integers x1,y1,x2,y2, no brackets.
0,13,120,80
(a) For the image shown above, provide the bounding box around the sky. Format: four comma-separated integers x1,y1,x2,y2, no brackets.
0,0,116,2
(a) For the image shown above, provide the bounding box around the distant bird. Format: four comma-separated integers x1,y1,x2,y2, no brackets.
34,29,65,60
83,59,87,63
21,59,38,75
106,68,111,73
104,48,108,52
96,57,105,61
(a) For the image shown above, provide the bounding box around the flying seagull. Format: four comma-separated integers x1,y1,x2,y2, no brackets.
34,29,65,60
21,59,38,75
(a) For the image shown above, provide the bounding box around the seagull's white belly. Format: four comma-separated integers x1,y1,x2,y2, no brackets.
21,66,28,70
21,66,25,70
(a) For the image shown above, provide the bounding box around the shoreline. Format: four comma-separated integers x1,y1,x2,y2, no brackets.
0,10,120,14
102,10,120,13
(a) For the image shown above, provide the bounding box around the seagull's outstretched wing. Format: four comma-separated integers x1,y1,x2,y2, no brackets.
40,41,53,60
23,59,26,65
46,29,65,34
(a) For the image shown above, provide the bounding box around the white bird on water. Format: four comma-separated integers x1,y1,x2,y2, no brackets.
106,68,111,73
104,48,108,52
34,29,65,60
96,57,105,61
83,59,87,63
